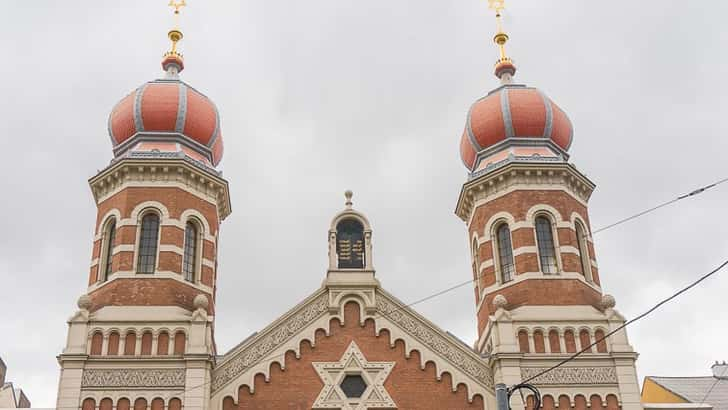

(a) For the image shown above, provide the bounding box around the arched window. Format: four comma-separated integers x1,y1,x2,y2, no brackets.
575,221,593,282
137,213,160,274
472,238,480,291
183,221,199,282
535,216,558,274
495,224,515,283
336,219,365,269
100,219,116,282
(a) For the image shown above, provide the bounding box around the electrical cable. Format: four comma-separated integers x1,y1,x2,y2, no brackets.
521,259,728,385
165,177,728,402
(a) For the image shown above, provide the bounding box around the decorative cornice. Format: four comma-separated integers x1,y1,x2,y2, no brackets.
81,368,185,388
211,291,330,392
210,287,495,404
376,294,494,389
520,367,617,385
455,162,595,222
88,158,231,220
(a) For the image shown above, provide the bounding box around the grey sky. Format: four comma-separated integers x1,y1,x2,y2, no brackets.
0,1,726,407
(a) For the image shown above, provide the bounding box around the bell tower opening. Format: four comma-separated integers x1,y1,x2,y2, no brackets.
336,219,365,269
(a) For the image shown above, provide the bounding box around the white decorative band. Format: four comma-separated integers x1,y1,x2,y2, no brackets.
81,369,185,388
520,367,617,385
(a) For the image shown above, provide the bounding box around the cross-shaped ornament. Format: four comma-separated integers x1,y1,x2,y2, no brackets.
169,0,187,15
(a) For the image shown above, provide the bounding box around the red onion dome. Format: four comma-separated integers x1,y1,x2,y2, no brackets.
460,84,573,171
108,78,223,167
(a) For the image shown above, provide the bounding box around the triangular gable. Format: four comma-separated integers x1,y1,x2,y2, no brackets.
210,285,494,406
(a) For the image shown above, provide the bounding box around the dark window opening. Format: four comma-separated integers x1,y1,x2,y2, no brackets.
336,219,365,269
183,222,198,282
496,224,515,282
340,374,367,398
102,220,116,281
137,213,160,274
535,216,558,274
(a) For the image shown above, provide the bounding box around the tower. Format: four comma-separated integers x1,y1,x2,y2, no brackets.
455,2,642,409
56,4,230,410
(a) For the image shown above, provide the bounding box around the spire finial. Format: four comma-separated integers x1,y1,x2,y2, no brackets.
344,190,353,209
488,0,516,84
162,0,187,77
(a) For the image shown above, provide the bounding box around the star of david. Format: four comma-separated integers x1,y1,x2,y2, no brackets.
312,341,397,409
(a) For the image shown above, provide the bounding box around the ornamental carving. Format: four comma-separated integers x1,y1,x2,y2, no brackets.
520,367,617,385
376,297,494,389
81,369,185,388
211,293,329,392
312,341,396,409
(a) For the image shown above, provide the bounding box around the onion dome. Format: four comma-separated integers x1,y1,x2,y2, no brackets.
106,6,223,169
459,85,573,171
108,79,223,167
459,0,573,174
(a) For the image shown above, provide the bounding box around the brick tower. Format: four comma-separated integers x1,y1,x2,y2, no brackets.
56,4,230,409
455,2,642,409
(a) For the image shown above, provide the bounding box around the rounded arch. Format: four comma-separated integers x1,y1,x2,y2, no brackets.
136,209,162,274
517,328,530,353
81,398,96,410
574,218,594,282
483,211,517,241
130,201,170,221
182,217,203,282
96,208,122,235
329,208,372,232
168,397,182,410
180,209,212,235
98,214,118,282
492,219,516,284
117,397,131,410
90,330,104,355
526,204,564,225
532,209,561,274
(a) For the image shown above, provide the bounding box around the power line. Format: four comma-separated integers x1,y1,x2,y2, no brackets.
699,365,727,406
521,258,728,385
590,177,728,236
377,176,728,321
171,177,728,401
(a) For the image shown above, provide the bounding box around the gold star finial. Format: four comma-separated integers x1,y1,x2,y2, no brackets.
487,0,516,82
169,0,187,15
162,0,187,75
488,0,509,61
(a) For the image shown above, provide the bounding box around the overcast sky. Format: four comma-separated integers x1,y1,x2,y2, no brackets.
0,1,726,407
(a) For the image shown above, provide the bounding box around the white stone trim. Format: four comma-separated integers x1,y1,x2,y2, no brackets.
201,258,215,269
210,288,495,408
481,271,602,296
87,271,214,295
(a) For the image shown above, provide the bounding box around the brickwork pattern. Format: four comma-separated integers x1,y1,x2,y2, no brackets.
222,302,485,410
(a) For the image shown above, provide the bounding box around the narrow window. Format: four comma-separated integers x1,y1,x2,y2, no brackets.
101,220,116,281
575,221,592,282
472,238,480,292
535,216,558,274
137,213,160,274
336,219,365,269
183,222,198,282
496,224,515,282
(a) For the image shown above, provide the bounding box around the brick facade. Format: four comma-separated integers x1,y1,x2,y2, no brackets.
222,302,485,410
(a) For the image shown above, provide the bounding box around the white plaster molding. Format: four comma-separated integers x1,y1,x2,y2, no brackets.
87,272,214,297
159,244,184,254
457,163,595,224
311,341,396,409
201,258,215,268
481,271,602,296
81,368,186,388
520,367,617,385
89,160,231,221
210,288,496,407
